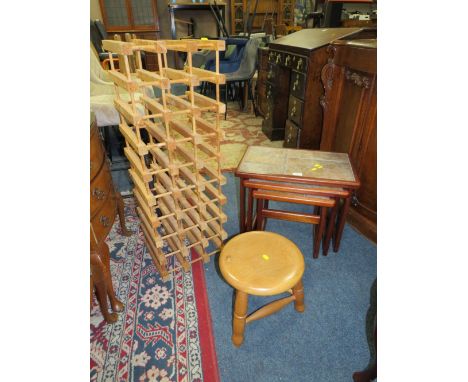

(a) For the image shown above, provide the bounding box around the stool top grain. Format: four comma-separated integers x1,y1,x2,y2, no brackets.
236,146,359,188
219,231,304,296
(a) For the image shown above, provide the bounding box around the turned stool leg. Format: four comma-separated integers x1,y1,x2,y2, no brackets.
292,280,305,312
232,290,249,347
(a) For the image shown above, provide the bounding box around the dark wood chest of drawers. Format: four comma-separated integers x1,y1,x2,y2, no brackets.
90,112,130,323
91,118,118,248
320,39,377,242
261,28,372,149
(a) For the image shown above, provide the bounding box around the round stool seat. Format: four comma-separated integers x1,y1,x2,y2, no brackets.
220,231,305,296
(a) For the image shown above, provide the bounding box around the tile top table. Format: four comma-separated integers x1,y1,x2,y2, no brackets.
235,146,360,251
236,146,359,187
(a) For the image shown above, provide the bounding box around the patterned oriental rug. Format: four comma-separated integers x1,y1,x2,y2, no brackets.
90,198,220,382
207,104,283,171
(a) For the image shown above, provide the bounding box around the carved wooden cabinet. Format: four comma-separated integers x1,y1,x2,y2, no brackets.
90,112,131,323
261,28,367,148
320,39,376,242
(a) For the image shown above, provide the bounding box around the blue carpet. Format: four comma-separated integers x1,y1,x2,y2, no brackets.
202,172,377,382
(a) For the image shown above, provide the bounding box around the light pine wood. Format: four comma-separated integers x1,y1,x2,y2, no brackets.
103,38,227,278
220,231,305,346
232,290,248,347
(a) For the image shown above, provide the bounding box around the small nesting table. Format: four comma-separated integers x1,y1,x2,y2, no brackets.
219,231,305,347
235,146,360,252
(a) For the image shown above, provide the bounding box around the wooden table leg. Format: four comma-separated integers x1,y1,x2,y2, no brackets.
292,280,305,312
232,290,248,347
313,207,327,259
256,198,264,231
239,179,246,232
323,197,340,256
247,187,254,231
334,196,351,252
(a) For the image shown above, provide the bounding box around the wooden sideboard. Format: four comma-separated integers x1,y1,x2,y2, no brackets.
256,46,270,118
320,39,377,242
90,112,131,323
261,27,375,149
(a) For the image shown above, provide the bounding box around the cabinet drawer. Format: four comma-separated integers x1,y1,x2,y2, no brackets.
266,63,280,84
283,52,294,68
91,193,117,244
284,120,300,148
90,162,114,218
288,95,303,126
265,83,274,102
290,70,306,100
292,55,308,74
268,50,283,66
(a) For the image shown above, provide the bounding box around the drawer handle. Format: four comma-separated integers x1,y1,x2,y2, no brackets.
285,55,291,65
100,215,110,227
266,90,271,99
297,58,303,70
92,188,106,200
286,131,292,143
269,52,274,61
276,54,281,64
290,106,296,117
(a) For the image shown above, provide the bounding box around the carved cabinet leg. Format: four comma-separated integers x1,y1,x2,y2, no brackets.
91,251,118,323
115,192,131,236
101,242,124,313
232,290,248,347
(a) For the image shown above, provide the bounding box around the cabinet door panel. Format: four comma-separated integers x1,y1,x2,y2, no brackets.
332,78,368,153
355,121,377,222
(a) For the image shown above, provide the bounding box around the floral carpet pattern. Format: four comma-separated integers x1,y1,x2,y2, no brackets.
90,198,219,382
210,103,284,171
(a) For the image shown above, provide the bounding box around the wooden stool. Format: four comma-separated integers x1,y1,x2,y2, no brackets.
219,231,305,347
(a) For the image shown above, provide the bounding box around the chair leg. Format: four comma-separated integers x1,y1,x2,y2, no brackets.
248,79,258,117
115,192,131,236
232,290,248,347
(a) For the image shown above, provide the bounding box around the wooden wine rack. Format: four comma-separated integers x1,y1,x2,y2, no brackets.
102,38,227,281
